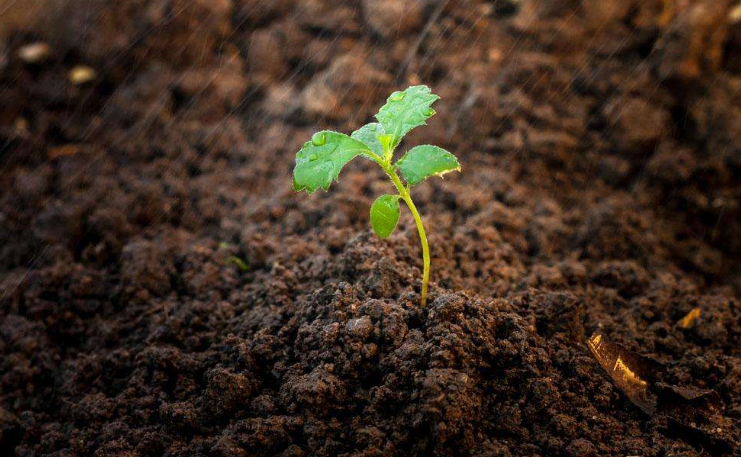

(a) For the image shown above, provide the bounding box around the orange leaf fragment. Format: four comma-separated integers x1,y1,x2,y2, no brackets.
587,333,661,414
678,307,701,329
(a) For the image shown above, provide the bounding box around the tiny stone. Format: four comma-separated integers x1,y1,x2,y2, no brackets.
17,42,50,63
345,316,373,339
69,65,97,85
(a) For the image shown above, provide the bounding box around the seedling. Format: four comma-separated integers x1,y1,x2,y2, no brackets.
219,242,249,272
227,256,249,272
292,85,461,306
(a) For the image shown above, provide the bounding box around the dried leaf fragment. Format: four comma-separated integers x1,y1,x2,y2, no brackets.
655,383,722,415
587,333,661,414
48,144,80,159
678,307,701,328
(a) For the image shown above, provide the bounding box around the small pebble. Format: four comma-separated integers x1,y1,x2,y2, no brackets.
17,42,50,63
345,316,373,340
14,118,29,135
69,65,97,85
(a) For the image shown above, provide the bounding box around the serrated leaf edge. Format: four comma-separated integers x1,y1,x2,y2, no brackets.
394,144,461,186
292,130,374,194
376,85,440,147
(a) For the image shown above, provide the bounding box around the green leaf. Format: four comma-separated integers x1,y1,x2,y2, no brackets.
370,194,400,239
375,85,439,148
293,131,372,194
377,134,395,159
395,145,461,186
350,123,385,158
227,255,249,271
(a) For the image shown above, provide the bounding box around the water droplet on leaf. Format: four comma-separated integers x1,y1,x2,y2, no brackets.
424,108,436,117
309,153,318,161
390,91,405,102
311,132,326,146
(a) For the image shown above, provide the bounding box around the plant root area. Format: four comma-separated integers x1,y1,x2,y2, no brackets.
1,1,740,456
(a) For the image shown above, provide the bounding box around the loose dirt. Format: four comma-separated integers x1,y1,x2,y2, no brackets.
1,0,740,455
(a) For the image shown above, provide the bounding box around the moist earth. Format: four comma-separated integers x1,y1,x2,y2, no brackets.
1,0,741,456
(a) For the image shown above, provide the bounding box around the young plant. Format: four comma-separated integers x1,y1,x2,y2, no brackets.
292,85,461,306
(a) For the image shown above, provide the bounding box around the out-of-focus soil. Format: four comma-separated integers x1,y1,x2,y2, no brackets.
1,0,740,455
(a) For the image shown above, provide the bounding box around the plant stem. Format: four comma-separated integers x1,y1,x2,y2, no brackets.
379,161,430,307
401,193,430,307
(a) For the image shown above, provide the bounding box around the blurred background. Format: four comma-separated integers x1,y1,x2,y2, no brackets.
2,0,740,287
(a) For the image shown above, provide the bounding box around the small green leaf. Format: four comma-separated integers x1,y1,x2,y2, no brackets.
395,145,461,186
227,256,249,271
377,134,395,159
351,123,385,158
375,85,439,147
293,131,372,194
370,194,401,239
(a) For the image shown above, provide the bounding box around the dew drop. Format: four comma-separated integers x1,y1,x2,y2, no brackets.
424,108,436,117
309,153,318,161
390,91,405,102
311,132,326,146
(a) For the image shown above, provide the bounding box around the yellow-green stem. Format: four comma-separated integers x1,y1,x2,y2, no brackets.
379,160,430,307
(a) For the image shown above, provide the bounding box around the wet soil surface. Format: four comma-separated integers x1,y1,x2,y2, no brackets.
1,0,741,455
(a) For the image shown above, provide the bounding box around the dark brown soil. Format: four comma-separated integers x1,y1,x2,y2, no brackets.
1,0,741,455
